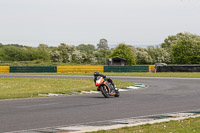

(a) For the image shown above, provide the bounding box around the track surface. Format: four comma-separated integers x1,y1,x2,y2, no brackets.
0,75,200,132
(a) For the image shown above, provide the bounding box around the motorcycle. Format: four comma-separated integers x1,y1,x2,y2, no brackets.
95,76,120,98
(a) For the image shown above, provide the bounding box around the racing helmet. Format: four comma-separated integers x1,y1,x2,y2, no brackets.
94,71,99,76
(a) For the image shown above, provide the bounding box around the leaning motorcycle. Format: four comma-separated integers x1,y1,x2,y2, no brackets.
95,76,120,98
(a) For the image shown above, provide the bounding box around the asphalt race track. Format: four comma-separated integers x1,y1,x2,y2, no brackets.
0,75,200,132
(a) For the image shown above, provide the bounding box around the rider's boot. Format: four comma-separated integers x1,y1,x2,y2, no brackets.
113,84,117,90
111,85,117,92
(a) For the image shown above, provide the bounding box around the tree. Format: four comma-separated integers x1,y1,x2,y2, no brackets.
0,48,6,61
38,44,49,52
49,49,63,62
1,45,32,61
76,44,95,54
76,44,95,63
147,46,171,64
135,47,153,64
71,50,86,64
109,43,136,65
0,43,3,48
57,43,70,63
94,48,110,65
32,48,50,61
161,35,177,49
97,39,109,49
170,33,200,64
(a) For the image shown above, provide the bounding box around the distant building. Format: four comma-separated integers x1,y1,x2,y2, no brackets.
108,57,126,66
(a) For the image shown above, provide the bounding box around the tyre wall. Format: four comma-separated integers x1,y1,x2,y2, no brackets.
10,66,57,73
0,65,162,73
57,66,104,73
104,66,149,72
0,66,9,73
157,65,200,72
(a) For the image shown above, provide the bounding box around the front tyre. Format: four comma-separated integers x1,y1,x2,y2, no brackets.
101,86,110,98
114,90,120,97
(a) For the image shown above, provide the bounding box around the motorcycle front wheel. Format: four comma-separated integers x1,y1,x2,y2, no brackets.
114,90,120,97
101,85,110,98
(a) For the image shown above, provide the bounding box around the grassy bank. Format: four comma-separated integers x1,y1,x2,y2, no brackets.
103,72,200,78
2,72,200,78
0,78,133,99
90,117,200,133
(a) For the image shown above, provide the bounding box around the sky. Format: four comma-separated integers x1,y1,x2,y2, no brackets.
0,0,200,47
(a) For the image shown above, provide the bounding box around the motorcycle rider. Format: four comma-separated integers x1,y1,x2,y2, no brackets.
93,71,116,91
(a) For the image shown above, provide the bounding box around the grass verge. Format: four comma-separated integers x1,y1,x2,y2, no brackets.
90,117,200,133
1,72,200,78
103,72,200,78
0,78,133,99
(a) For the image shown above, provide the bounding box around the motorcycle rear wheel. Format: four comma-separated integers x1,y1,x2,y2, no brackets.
101,86,110,98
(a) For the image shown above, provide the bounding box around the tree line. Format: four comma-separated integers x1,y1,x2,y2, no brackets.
0,32,200,65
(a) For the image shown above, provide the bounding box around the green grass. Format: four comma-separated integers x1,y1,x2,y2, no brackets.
2,72,200,78
90,117,200,133
103,72,200,78
0,78,133,99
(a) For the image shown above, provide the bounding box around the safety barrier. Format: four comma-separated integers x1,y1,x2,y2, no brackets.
57,66,104,73
104,66,149,72
157,65,200,72
1,65,199,73
0,66,9,73
10,66,57,73
149,65,155,72
0,65,154,73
